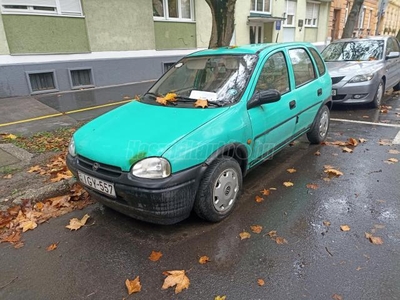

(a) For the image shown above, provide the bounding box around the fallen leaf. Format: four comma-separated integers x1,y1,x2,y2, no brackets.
3,174,12,179
388,149,400,154
164,93,177,102
379,139,392,146
275,237,288,244
260,189,270,196
20,220,38,232
340,225,350,232
50,172,73,182
156,97,167,105
2,133,17,140
283,181,294,187
46,243,58,251
257,279,265,286
385,158,398,164
323,177,331,182
267,230,277,238
347,138,358,146
149,251,163,262
323,164,335,169
199,256,210,264
239,231,251,240
250,225,263,234
323,221,331,227
255,195,264,203
286,168,297,173
365,232,373,239
332,294,343,300
66,214,90,230
324,168,343,177
215,296,226,300
369,236,383,245
0,231,21,244
342,147,353,153
125,276,141,294
306,183,318,190
162,270,190,294
359,138,367,143
194,99,208,108
314,150,321,156
28,165,42,173
269,187,277,191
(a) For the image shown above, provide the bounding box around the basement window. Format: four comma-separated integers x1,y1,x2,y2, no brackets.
27,71,58,94
69,68,94,89
163,62,176,73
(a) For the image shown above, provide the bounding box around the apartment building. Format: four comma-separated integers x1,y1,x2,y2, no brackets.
377,0,400,36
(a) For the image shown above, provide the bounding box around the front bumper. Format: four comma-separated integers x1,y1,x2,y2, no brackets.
67,154,206,225
331,78,379,104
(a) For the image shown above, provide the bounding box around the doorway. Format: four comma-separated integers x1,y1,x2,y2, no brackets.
331,9,341,40
250,24,264,44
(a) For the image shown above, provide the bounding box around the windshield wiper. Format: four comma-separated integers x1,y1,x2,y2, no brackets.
174,95,223,107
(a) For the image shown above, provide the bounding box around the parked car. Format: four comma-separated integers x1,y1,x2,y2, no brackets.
67,42,332,225
321,36,400,108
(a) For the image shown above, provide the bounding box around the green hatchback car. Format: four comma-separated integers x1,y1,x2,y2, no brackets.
67,43,332,224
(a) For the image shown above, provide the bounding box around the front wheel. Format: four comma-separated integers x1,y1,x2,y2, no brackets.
393,80,400,92
370,79,385,108
194,157,242,222
307,105,330,144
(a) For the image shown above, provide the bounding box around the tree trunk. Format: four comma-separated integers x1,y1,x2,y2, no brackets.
205,0,237,48
342,0,365,38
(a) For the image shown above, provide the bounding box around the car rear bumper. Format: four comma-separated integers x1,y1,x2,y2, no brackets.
332,79,379,104
67,154,205,225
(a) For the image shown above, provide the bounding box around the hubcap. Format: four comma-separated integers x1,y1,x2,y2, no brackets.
213,168,239,212
319,110,329,137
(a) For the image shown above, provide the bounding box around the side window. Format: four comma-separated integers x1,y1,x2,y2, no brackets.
308,48,326,76
388,38,400,53
255,52,290,94
289,48,317,87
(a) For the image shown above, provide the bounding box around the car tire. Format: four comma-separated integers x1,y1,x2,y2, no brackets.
194,157,242,222
307,105,330,144
394,80,400,92
370,79,385,108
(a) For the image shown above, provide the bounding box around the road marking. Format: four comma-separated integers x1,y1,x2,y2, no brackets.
0,100,132,128
393,130,400,145
331,118,400,128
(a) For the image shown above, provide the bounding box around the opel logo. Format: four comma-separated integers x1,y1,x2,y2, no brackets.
92,163,100,171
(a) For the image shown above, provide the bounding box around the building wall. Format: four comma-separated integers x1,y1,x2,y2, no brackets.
82,0,155,51
235,0,251,45
195,1,212,48
379,0,400,36
0,15,10,55
154,22,196,50
2,15,90,54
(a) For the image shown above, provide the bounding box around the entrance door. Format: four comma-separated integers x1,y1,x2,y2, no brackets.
250,24,264,44
282,28,295,42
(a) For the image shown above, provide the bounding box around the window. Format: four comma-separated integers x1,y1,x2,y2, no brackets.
153,0,193,20
283,0,296,26
256,52,290,94
1,0,83,16
27,71,58,94
69,68,94,89
357,7,365,29
308,48,326,76
163,62,176,73
305,2,319,27
289,48,316,87
251,0,271,13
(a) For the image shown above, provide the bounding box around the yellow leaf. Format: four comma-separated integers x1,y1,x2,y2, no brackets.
340,225,350,232
125,276,141,295
275,237,288,244
215,296,227,300
162,270,190,294
164,93,177,101
199,255,210,264
250,225,263,234
239,231,251,240
46,243,58,251
3,174,12,179
306,183,318,190
365,232,373,239
359,138,367,143
369,236,383,245
2,133,17,140
324,168,343,177
347,138,358,147
385,158,398,164
286,168,297,173
20,220,37,232
260,189,270,196
267,230,277,237
314,150,321,156
388,149,400,154
257,279,265,286
50,172,73,182
342,147,353,153
323,221,331,227
194,99,208,108
156,97,168,105
66,214,90,230
149,251,163,262
255,195,264,203
28,165,42,173
332,294,343,300
283,181,294,187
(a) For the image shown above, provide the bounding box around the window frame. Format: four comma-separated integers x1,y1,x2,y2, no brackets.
153,0,195,22
0,0,84,17
305,1,319,27
26,70,59,95
288,47,317,88
250,0,271,14
68,67,95,90
308,47,326,77
283,0,296,27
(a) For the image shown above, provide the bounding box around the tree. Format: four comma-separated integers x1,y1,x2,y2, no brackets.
205,0,237,48
342,0,364,38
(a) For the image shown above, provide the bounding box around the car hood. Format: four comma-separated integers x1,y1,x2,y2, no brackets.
325,61,382,77
74,101,229,171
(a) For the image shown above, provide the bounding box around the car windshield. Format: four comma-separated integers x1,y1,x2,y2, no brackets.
322,40,384,62
142,54,258,107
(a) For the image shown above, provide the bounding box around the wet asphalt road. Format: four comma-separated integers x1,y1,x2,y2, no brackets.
1,92,400,300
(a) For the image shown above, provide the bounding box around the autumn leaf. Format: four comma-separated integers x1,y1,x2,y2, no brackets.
257,279,265,286
215,296,226,300
255,195,264,203
250,225,263,234
332,294,343,300
239,231,251,240
199,256,210,264
28,165,42,173
347,138,358,147
149,251,163,262
324,168,343,177
260,189,270,196
314,150,321,156
125,276,141,295
2,133,17,140
156,97,167,105
342,147,353,153
0,231,22,244
306,183,318,190
164,93,177,101
46,243,58,251
359,138,367,143
323,221,331,227
283,181,294,187
269,187,277,191
340,225,350,232
379,139,392,146
3,174,12,179
50,171,73,182
369,236,383,245
286,168,297,173
275,237,288,244
384,158,398,164
66,214,90,230
388,149,400,154
162,270,190,294
194,99,208,108
20,220,38,232
267,230,277,238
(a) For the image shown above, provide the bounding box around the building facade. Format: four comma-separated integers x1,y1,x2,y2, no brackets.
0,0,331,98
376,0,400,36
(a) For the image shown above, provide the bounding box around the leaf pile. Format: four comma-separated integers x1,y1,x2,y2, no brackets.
0,183,93,248
28,153,73,182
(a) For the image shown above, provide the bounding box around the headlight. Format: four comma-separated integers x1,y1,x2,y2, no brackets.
131,157,171,179
68,138,76,157
348,73,374,83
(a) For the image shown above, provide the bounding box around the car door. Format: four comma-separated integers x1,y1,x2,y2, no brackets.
247,50,297,167
287,47,324,134
385,37,400,89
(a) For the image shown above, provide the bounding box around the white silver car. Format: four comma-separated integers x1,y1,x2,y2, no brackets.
321,36,400,108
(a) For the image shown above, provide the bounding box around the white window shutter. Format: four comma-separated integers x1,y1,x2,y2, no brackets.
59,0,82,15
1,0,56,6
287,0,296,15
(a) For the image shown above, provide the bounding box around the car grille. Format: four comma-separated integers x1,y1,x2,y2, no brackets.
77,155,122,177
331,76,345,85
332,94,346,100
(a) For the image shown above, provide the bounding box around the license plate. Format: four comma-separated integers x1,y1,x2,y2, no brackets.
332,89,337,96
78,171,116,197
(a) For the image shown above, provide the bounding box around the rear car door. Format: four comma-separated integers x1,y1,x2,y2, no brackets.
385,37,400,89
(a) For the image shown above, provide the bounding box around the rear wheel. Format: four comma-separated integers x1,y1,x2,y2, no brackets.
394,80,400,92
194,157,242,222
371,79,385,108
307,105,330,144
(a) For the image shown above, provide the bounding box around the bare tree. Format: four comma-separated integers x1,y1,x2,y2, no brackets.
205,0,237,48
342,0,365,38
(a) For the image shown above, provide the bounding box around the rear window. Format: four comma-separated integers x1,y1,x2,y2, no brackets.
308,48,326,76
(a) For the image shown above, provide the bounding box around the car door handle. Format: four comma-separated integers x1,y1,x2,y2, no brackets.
317,88,322,96
289,100,296,109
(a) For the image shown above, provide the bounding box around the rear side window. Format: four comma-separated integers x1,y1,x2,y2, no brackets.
289,48,316,87
308,47,326,76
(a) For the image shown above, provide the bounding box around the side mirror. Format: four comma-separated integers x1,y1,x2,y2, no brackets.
386,51,400,59
247,89,281,109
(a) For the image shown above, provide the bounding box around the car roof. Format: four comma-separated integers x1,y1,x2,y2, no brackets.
188,42,315,57
330,36,393,43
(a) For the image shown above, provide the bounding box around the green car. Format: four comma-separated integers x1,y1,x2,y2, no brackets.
67,43,332,224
